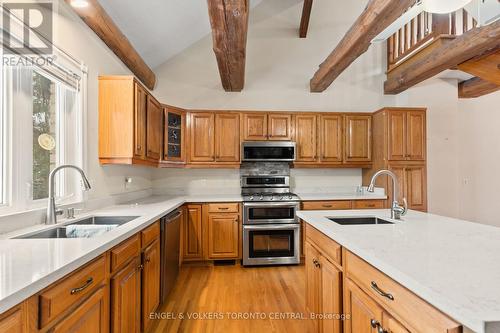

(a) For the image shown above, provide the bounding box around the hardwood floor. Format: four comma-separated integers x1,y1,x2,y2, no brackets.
152,264,310,333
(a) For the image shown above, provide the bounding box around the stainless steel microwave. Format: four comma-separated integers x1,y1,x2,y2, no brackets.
241,141,296,162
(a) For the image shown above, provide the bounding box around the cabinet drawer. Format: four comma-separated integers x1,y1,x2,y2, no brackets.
110,235,140,273
302,201,352,210
345,251,461,333
208,203,239,213
39,256,106,328
141,221,160,247
352,200,385,209
305,224,341,266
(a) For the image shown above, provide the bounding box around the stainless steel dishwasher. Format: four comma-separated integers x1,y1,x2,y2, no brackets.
160,208,182,303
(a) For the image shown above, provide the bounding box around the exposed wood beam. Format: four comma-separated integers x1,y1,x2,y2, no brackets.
299,0,313,38
207,0,249,92
458,77,500,98
458,48,500,85
309,0,416,92
65,0,156,90
385,21,500,94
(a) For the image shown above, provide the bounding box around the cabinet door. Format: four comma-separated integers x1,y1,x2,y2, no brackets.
52,286,109,333
111,258,141,333
0,305,25,333
182,204,203,261
189,113,215,162
320,115,343,163
344,116,372,163
215,113,240,162
406,111,426,161
142,239,161,332
268,114,293,140
206,213,240,259
305,242,321,332
387,165,406,206
134,83,147,159
163,108,186,163
406,165,427,211
321,257,342,333
242,113,268,141
383,313,411,333
387,111,406,161
146,96,162,161
344,278,384,333
295,114,318,162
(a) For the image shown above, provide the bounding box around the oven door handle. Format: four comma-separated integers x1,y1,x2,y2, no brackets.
243,202,299,208
243,224,300,231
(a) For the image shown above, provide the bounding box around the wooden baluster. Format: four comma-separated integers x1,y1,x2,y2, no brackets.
403,23,408,52
451,11,456,35
463,9,468,33
387,35,394,68
410,18,415,46
399,28,404,55
417,13,422,40
424,12,429,35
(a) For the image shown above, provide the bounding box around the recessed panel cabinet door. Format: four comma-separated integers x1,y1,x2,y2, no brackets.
406,111,426,161
146,96,162,161
142,239,161,332
215,113,240,162
388,111,406,161
189,113,215,162
182,205,203,260
383,313,411,333
134,83,147,159
344,116,372,163
111,258,141,333
387,166,406,205
305,242,321,332
406,165,427,211
268,114,293,140
242,113,268,141
206,213,240,259
52,287,109,333
320,115,343,163
321,257,343,333
0,306,25,333
344,278,384,333
295,114,317,162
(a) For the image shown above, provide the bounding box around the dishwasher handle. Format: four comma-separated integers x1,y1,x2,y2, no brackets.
164,209,182,223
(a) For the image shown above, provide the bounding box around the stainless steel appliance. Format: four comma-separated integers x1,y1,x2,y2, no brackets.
242,141,296,162
241,162,300,266
160,208,182,303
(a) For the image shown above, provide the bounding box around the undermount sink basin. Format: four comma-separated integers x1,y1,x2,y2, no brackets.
327,217,394,225
15,216,139,239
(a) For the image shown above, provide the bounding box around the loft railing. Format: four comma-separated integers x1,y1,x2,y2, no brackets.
387,9,477,71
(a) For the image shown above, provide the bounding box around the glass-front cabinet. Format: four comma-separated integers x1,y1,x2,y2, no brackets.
163,106,186,164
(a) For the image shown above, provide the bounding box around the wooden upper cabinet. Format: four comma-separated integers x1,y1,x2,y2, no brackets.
134,83,147,159
141,239,160,332
182,204,204,261
387,109,426,161
295,114,318,162
320,115,343,163
406,111,426,161
344,115,372,163
215,113,240,162
344,278,384,333
146,96,162,161
206,213,240,259
268,114,293,140
163,106,186,163
111,257,141,333
189,112,215,162
242,113,268,141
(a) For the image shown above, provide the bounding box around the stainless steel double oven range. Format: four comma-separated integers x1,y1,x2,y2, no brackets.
241,142,301,266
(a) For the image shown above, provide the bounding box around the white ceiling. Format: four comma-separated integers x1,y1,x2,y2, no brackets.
98,0,263,69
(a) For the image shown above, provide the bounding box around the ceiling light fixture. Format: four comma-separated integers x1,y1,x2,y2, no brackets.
70,0,89,8
422,0,473,14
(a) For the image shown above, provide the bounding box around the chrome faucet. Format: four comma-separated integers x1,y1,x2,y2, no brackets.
367,169,407,219
46,165,91,225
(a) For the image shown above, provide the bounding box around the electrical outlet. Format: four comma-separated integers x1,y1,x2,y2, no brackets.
125,177,133,189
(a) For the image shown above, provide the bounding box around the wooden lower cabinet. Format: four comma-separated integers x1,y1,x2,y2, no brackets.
111,257,141,333
141,239,161,332
0,304,25,333
343,278,384,333
51,286,109,333
182,204,204,261
205,213,240,259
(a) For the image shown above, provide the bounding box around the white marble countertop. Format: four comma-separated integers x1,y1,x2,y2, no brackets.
297,209,500,333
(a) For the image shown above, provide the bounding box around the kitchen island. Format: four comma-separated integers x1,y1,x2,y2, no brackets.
297,209,500,333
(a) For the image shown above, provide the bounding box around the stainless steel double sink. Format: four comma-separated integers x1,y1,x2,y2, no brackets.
327,217,394,225
16,216,139,239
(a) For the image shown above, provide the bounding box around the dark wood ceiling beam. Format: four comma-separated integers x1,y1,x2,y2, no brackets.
299,0,313,38
457,48,500,85
385,21,500,94
309,0,416,92
207,0,249,92
458,77,500,98
65,0,156,90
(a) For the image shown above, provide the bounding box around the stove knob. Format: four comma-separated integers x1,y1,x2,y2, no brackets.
259,195,264,200
288,195,293,200
249,195,254,200
270,196,274,201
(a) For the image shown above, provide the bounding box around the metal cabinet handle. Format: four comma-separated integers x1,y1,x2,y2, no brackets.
371,281,394,301
138,264,144,271
322,205,333,208
70,277,93,295
312,259,321,268
370,319,386,333
218,207,229,210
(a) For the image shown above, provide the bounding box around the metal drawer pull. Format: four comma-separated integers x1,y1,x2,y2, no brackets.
70,277,93,295
370,319,386,333
322,205,333,208
371,281,394,301
218,207,229,210
312,259,321,268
